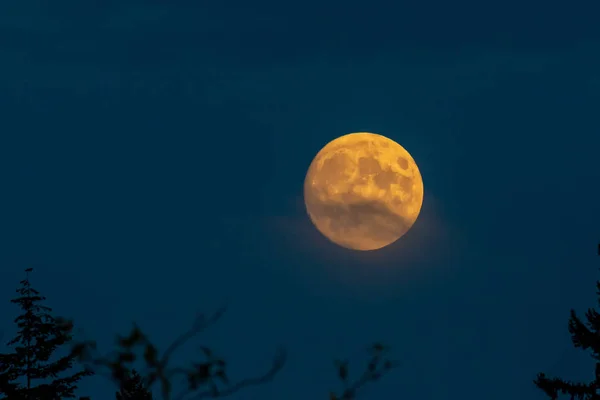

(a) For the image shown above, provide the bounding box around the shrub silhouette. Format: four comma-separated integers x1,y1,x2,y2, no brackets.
63,306,397,399
63,306,286,400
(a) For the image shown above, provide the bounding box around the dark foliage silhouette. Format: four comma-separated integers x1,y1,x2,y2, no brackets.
62,306,286,400
62,304,396,399
534,258,600,399
0,269,93,400
116,369,153,400
329,342,398,400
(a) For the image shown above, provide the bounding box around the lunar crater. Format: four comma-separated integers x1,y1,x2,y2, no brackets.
397,157,409,169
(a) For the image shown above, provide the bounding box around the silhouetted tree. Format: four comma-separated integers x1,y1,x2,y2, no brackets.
64,305,397,399
534,255,600,399
0,268,93,400
65,306,286,400
116,369,152,400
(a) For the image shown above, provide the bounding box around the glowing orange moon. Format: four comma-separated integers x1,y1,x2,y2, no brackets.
304,132,424,251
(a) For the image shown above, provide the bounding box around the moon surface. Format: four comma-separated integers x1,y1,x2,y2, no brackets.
304,132,424,251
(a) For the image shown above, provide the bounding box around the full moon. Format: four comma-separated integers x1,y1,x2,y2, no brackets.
304,132,424,251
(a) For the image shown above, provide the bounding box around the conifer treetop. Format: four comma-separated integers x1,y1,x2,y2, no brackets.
0,268,93,400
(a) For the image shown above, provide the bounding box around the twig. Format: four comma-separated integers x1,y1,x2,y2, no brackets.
173,347,286,400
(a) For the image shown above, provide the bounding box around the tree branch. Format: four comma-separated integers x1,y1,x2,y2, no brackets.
160,306,227,369
64,306,285,400
173,347,286,400
330,343,398,400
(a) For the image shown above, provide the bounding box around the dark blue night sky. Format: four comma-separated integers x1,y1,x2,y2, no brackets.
1,1,599,399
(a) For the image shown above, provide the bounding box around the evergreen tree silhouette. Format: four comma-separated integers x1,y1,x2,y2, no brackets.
534,249,600,399
0,268,93,400
116,369,152,400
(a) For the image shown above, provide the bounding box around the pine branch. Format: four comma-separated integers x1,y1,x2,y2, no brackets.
569,310,600,354
534,372,597,400
534,261,600,399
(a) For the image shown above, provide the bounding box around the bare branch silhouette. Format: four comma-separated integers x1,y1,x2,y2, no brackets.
62,306,286,400
161,306,227,369
173,347,286,400
330,342,399,400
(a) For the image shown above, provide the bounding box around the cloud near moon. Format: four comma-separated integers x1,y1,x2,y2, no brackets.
308,201,410,249
304,132,424,251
